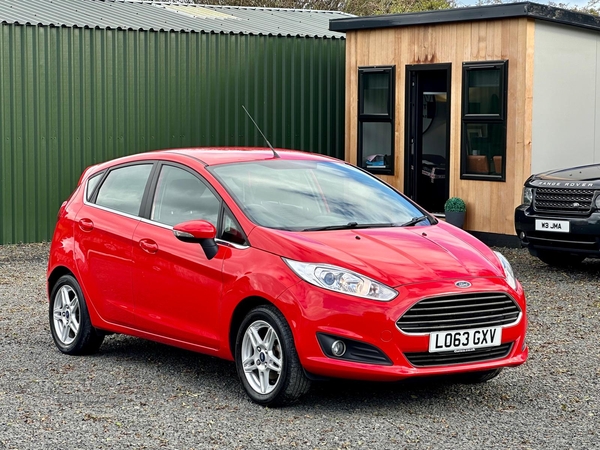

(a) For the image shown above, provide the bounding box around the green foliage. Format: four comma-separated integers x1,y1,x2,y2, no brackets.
444,197,467,213
187,0,600,16
475,0,600,16
385,0,457,14
188,0,456,16
550,1,600,16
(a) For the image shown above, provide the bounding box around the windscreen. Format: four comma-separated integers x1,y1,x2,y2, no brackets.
211,160,430,231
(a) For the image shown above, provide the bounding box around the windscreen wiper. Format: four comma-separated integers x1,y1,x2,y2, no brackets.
302,222,395,232
399,215,428,227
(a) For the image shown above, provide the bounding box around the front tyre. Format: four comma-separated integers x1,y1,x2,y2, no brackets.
49,274,104,355
235,305,310,406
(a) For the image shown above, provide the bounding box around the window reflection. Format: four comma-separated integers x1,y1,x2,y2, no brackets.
466,69,501,115
95,165,152,216
151,166,220,227
362,72,390,115
362,122,392,170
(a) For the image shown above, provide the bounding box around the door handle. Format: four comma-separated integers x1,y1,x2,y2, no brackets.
78,218,94,232
139,239,159,254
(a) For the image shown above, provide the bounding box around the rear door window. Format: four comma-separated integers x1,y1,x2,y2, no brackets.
95,164,153,216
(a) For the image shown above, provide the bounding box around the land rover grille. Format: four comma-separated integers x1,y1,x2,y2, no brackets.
533,188,595,215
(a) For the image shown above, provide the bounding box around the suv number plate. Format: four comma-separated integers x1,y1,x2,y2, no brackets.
429,327,502,353
535,219,570,233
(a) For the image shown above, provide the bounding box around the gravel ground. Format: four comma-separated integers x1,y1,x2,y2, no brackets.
0,243,599,450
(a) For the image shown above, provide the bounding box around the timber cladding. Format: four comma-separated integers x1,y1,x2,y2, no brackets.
344,18,534,235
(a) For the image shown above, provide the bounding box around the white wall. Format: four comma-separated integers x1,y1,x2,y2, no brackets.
532,22,600,174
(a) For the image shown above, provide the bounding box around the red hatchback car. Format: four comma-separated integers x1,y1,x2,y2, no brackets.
48,148,528,406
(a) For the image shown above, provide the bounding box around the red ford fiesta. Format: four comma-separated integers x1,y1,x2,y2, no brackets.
48,148,528,406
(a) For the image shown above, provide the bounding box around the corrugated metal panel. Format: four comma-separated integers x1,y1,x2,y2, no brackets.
0,0,351,38
0,24,345,244
165,5,239,20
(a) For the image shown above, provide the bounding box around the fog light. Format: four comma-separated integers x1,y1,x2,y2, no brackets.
331,340,346,357
519,231,526,240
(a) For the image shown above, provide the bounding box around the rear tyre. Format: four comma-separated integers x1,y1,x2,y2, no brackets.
49,274,104,355
536,250,585,267
235,305,311,406
456,368,502,384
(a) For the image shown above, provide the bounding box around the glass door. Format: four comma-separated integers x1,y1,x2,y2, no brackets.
405,65,451,214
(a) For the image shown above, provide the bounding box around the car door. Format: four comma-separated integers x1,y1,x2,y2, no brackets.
131,163,225,349
75,163,154,327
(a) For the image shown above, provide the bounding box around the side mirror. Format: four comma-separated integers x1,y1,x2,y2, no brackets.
173,220,219,260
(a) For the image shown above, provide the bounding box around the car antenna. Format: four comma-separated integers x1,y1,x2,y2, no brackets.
242,105,280,159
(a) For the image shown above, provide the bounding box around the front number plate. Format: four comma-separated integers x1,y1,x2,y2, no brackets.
535,219,570,233
429,327,502,353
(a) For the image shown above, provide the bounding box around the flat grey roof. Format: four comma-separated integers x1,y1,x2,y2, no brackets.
0,0,351,38
330,2,600,34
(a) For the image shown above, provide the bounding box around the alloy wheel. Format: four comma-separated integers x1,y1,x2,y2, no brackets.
240,320,283,395
52,285,81,346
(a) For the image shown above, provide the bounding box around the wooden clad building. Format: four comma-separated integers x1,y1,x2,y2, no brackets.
330,2,600,243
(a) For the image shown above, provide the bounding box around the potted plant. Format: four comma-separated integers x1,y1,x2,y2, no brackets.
444,197,466,228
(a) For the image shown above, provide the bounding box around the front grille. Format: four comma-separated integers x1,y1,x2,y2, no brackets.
404,343,513,367
396,292,521,334
533,188,595,215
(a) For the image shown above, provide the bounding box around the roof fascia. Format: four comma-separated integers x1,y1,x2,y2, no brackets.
329,2,600,34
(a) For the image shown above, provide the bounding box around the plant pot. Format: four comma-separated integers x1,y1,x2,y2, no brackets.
445,211,465,228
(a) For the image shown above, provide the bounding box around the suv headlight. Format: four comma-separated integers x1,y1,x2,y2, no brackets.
283,258,398,301
494,251,517,290
595,193,600,210
522,187,533,206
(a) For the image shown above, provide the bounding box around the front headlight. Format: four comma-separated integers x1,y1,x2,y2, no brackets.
283,258,398,301
522,187,533,206
494,251,517,290
594,193,600,210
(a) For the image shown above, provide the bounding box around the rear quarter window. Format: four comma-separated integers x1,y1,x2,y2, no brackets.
85,172,104,202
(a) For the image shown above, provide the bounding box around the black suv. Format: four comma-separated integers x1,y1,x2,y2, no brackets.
515,163,600,266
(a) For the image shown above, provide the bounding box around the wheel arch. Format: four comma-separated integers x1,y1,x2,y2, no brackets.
47,266,75,299
228,296,275,358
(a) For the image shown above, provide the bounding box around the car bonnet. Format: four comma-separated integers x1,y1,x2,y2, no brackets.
249,222,503,288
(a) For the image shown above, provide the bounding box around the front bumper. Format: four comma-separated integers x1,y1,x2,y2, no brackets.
279,277,528,381
515,205,600,257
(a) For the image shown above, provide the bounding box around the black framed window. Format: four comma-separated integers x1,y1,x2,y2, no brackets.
358,66,395,175
461,61,508,181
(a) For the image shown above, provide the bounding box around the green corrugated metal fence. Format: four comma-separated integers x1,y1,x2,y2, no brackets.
0,24,345,244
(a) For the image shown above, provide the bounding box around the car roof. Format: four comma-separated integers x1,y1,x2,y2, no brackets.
160,147,338,166
82,147,342,182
